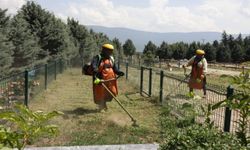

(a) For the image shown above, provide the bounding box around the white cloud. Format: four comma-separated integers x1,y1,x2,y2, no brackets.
0,0,26,14
197,0,250,33
241,0,250,17
1,0,250,33
62,0,220,33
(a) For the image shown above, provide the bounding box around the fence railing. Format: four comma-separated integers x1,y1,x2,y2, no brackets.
0,59,66,109
118,60,249,135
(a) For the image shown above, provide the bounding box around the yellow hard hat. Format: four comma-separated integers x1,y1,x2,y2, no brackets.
196,49,205,55
102,44,114,51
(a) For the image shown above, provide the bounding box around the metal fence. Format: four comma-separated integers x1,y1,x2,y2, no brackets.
118,60,249,135
0,59,66,109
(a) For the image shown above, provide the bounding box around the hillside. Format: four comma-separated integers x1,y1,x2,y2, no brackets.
87,25,222,51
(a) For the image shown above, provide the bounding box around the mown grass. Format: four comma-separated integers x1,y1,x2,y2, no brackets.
28,68,162,147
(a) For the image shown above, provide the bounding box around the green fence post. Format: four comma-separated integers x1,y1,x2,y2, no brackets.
54,61,57,80
159,70,164,104
45,64,48,90
126,62,128,80
140,66,144,95
24,70,29,106
224,85,234,132
149,68,152,97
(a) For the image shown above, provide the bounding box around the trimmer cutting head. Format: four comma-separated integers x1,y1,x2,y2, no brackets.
131,119,139,127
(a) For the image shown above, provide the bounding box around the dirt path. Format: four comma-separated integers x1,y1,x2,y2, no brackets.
29,68,161,146
207,68,240,76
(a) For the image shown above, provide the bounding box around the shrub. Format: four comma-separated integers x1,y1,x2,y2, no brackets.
0,104,63,150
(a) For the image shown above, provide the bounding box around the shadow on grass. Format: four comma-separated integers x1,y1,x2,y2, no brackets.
63,107,99,116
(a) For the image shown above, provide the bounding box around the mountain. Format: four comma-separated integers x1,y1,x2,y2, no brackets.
87,25,229,52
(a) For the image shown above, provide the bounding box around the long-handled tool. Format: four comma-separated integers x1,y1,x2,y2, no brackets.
100,77,138,127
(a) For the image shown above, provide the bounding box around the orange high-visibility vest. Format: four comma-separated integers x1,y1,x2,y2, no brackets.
188,58,204,89
93,58,118,104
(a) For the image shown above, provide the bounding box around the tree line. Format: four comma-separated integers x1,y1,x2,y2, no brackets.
0,1,125,78
141,31,250,63
1,1,250,78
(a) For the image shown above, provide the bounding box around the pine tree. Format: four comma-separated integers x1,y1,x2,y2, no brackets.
112,38,123,59
0,8,13,77
231,43,244,63
186,42,198,59
245,46,250,61
203,43,216,61
221,31,228,46
20,1,77,61
143,41,157,55
157,41,171,59
228,34,234,51
216,44,231,62
0,31,13,78
9,14,41,71
212,40,219,48
123,39,136,57
0,9,10,30
67,18,97,64
236,33,243,46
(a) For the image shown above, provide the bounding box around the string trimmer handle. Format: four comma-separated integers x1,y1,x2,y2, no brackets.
100,75,122,83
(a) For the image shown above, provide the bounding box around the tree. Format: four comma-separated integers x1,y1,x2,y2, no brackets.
245,46,250,61
212,40,219,48
0,8,13,77
221,31,228,46
112,38,123,59
186,42,198,59
123,39,136,57
236,33,243,46
9,14,41,71
0,9,10,31
143,51,155,66
171,42,186,60
216,44,231,62
67,18,96,64
20,1,77,61
0,31,13,78
228,34,235,51
243,36,250,49
143,41,157,55
157,41,171,59
231,43,244,63
203,43,216,61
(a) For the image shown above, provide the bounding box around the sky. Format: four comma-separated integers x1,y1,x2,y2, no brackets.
1,0,250,34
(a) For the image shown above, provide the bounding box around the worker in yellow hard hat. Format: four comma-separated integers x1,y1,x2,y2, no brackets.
91,43,124,112
183,49,207,98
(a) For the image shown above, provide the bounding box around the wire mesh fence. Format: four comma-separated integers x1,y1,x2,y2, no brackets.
119,60,249,135
0,59,66,109
0,72,25,109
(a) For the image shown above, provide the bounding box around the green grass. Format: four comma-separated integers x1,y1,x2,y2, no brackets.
28,68,162,147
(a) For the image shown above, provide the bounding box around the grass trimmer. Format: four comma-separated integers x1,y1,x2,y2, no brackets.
100,76,138,127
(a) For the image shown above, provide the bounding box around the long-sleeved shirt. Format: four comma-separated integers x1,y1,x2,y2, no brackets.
186,56,208,75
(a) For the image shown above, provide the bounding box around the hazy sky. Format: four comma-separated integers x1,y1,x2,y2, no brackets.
1,0,250,34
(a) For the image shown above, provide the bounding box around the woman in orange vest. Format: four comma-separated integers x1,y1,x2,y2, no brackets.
183,49,207,98
92,44,124,112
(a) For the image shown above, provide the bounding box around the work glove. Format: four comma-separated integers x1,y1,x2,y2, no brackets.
94,78,101,85
117,71,125,76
